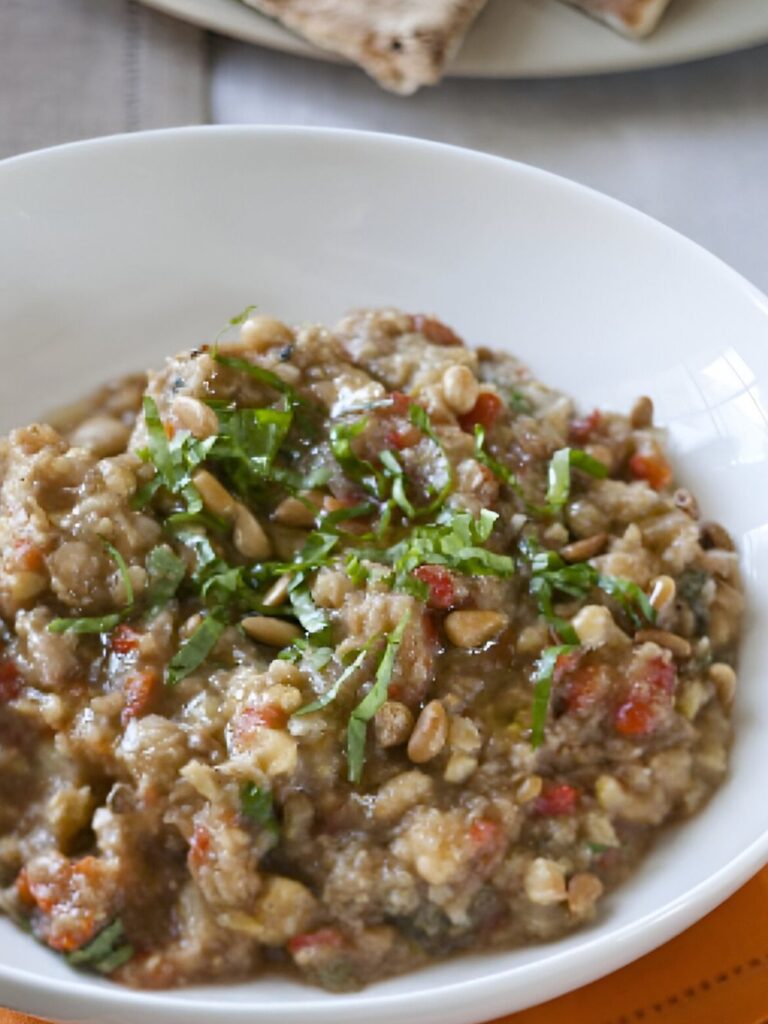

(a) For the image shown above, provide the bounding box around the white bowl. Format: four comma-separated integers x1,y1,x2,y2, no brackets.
0,127,767,1024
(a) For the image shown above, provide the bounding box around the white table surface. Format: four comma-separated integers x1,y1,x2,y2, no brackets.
212,37,768,293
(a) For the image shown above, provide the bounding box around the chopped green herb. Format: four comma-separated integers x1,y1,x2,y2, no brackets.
474,424,522,494
294,645,371,717
380,449,416,518
546,447,609,508
227,304,258,327
67,919,133,975
507,388,533,414
210,405,293,497
531,644,578,747
347,618,409,783
135,396,216,511
166,615,226,685
48,539,134,635
346,554,369,586
212,352,303,405
144,545,187,617
241,782,279,837
596,574,656,630
279,640,334,670
288,579,330,638
329,417,383,497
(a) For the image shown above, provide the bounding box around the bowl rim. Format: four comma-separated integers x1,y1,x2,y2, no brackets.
1,124,767,1022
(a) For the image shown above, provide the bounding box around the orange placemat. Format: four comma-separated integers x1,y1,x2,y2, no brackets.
3,867,768,1024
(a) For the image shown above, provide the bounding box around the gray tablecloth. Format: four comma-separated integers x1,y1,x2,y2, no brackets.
0,0,209,159
212,38,768,292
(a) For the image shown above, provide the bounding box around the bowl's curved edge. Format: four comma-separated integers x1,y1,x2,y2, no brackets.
1,125,767,1024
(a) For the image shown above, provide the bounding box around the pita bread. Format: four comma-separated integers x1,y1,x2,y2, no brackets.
240,0,489,94
559,0,674,37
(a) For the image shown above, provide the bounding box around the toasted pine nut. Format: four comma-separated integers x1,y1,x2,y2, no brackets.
171,396,219,439
629,395,654,429
374,700,414,748
241,616,302,647
444,753,478,784
11,571,47,603
560,532,608,563
516,775,543,804
263,574,291,608
192,470,236,518
567,872,604,916
232,503,272,560
673,488,700,519
635,629,692,659
699,521,735,552
444,610,508,649
442,364,479,415
407,700,448,764
272,496,318,528
240,315,294,350
649,575,676,612
524,858,567,905
572,605,629,648
709,662,737,706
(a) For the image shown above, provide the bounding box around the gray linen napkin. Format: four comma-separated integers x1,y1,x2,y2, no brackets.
0,0,209,159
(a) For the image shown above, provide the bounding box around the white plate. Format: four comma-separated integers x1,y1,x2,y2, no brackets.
141,0,768,78
1,127,768,1024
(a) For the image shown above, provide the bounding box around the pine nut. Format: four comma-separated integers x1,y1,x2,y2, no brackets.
272,496,318,528
192,470,236,518
572,605,629,648
560,532,608,563
699,520,735,552
407,700,448,764
241,616,302,647
673,487,700,519
238,315,294,351
524,858,567,905
635,628,692,659
263,574,291,608
232,503,272,560
629,395,654,429
171,396,219,439
709,662,737,706
444,610,508,649
567,872,604,916
374,700,414,748
442,364,479,415
649,575,676,612
444,753,478,783
516,775,543,804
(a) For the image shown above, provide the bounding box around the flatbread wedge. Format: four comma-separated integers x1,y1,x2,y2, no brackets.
560,0,674,37
241,0,490,94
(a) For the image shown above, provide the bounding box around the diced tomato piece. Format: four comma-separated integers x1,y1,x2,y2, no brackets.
412,565,456,610
614,697,656,736
561,663,602,715
288,927,345,955
121,668,160,726
411,315,463,347
535,783,579,817
628,452,672,491
111,624,141,655
188,824,211,869
644,656,677,695
47,914,97,953
13,540,45,572
458,392,504,433
553,649,583,683
386,424,422,450
0,660,22,702
388,391,412,416
236,703,289,737
569,409,602,444
469,817,503,849
15,867,33,906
